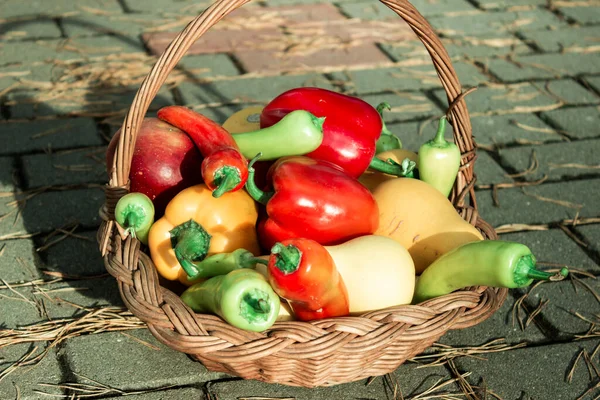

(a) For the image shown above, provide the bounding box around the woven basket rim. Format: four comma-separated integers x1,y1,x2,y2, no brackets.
98,0,507,387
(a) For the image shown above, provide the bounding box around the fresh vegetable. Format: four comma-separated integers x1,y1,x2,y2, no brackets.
417,117,461,197
114,192,155,245
245,154,379,250
324,235,415,314
375,102,402,153
359,149,418,192
254,260,295,321
267,238,349,321
230,110,324,161
413,240,569,304
181,269,280,332
106,118,203,218
372,177,483,274
259,87,382,178
175,247,261,280
222,106,263,133
147,184,260,285
157,106,248,198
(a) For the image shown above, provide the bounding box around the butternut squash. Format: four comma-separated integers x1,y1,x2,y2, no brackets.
371,178,483,274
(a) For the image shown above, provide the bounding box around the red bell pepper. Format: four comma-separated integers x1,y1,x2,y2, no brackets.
267,238,349,321
259,87,383,179
245,154,379,250
157,106,248,198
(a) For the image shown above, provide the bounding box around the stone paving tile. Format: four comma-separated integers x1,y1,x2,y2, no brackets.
0,62,63,92
0,118,102,156
122,0,210,13
0,287,45,328
177,73,333,107
438,291,547,347
177,54,240,78
470,0,547,9
105,387,206,399
22,146,107,189
499,139,600,182
0,238,43,283
442,33,533,60
454,339,599,399
39,230,107,277
360,91,442,122
472,150,512,185
486,53,600,82
63,329,229,391
499,229,599,274
583,75,600,94
0,18,62,41
0,345,63,400
476,179,600,227
559,5,600,25
61,35,147,56
544,79,600,105
336,0,399,20
62,12,169,38
0,156,17,191
426,9,566,36
330,62,489,95
339,0,476,20
0,0,122,19
575,223,600,255
471,113,567,148
519,25,600,53
0,40,79,65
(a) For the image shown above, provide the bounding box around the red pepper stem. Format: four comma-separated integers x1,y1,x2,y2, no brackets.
212,166,241,198
431,116,449,147
245,153,274,205
271,243,301,275
170,219,212,279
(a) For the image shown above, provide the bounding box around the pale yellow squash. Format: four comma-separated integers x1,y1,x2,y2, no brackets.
371,178,484,274
222,106,263,134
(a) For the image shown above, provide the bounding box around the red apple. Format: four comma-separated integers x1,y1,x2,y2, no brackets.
106,118,203,218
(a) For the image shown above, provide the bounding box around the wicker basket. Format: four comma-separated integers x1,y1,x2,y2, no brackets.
98,0,508,388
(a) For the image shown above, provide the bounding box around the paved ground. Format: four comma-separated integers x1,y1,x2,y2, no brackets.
0,0,599,398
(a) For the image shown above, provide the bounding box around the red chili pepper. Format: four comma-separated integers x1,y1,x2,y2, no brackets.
245,154,379,250
259,87,382,179
157,106,248,198
267,238,349,321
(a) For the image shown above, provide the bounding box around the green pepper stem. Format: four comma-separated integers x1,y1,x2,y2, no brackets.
240,288,272,323
170,220,212,279
310,115,326,132
369,156,415,177
212,166,241,198
271,243,301,275
376,102,393,136
514,255,569,286
244,153,275,205
122,209,140,238
431,116,448,147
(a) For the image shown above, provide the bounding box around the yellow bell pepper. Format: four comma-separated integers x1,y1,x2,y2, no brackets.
148,184,260,285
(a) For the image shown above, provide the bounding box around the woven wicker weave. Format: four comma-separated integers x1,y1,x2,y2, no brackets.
98,0,508,388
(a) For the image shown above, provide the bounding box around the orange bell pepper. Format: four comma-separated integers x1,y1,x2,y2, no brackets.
148,184,260,285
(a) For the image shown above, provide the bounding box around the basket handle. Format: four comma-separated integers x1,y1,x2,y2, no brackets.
108,0,476,206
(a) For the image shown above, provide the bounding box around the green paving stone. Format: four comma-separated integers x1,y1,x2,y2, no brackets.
22,147,107,189
499,229,599,273
520,25,600,53
177,73,333,107
57,35,147,56
583,75,600,94
0,287,43,328
0,62,63,92
0,0,122,18
433,82,566,117
0,118,102,156
442,33,532,60
471,113,566,147
0,18,62,40
438,290,547,347
62,12,168,38
486,53,600,82
524,278,600,337
560,5,600,25
454,340,599,399
499,139,600,182
105,387,206,399
384,121,427,152
337,0,398,20
0,157,17,191
0,345,63,400
40,231,106,277
19,187,104,232
330,62,489,95
122,0,210,13
0,40,79,65
361,91,442,123
339,0,476,19
0,239,43,283
545,79,600,105
575,224,600,256
473,149,512,185
476,179,600,227
177,54,240,78
63,329,229,391
426,9,565,37
471,0,547,9
541,106,600,140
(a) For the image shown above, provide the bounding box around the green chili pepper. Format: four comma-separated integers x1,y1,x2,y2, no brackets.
181,269,280,332
375,102,402,154
369,156,416,178
114,192,155,245
232,110,324,161
412,240,569,304
175,247,265,280
417,116,461,197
